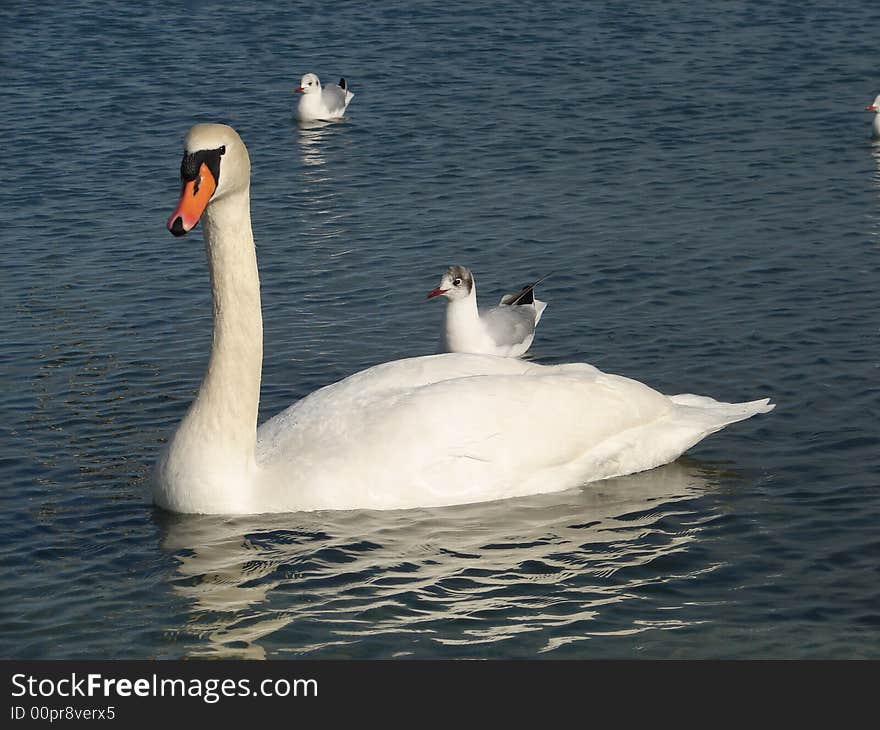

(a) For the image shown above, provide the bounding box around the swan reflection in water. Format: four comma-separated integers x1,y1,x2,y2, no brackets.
155,459,728,659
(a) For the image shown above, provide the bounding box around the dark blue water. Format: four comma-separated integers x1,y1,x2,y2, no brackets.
2,0,880,658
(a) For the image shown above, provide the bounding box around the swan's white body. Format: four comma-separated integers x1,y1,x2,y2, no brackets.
296,73,353,122
867,94,880,139
154,124,774,515
430,265,547,358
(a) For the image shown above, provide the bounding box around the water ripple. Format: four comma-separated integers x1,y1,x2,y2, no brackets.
2,0,880,659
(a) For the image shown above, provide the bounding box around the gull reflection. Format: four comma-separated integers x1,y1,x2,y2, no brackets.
156,459,723,658
296,122,333,169
871,140,880,189
291,121,351,253
870,142,880,240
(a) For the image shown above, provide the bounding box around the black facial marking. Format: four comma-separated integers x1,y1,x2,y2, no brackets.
445,265,472,293
180,145,226,189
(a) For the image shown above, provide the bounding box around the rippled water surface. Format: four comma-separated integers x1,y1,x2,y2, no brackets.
2,0,880,658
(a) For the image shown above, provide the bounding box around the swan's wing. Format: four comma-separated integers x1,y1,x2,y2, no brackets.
254,353,772,511
478,304,538,349
253,354,682,510
257,353,542,458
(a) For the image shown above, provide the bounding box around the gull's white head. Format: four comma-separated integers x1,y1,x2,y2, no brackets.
866,94,880,112
166,123,250,237
427,265,475,302
296,73,322,95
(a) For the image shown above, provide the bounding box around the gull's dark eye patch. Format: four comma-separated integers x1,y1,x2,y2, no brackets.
452,278,462,286
180,145,226,190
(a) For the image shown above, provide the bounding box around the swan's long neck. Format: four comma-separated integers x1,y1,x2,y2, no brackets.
163,189,263,501
443,283,483,351
200,191,262,450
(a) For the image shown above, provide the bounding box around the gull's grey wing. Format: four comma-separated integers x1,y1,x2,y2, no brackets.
321,83,353,115
478,305,537,348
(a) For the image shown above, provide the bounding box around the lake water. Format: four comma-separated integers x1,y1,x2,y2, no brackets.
2,0,880,659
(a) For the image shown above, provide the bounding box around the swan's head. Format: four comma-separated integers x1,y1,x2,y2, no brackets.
295,73,321,95
166,123,251,237
427,265,474,301
866,94,880,112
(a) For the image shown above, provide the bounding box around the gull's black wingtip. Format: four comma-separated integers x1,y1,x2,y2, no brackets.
510,285,535,305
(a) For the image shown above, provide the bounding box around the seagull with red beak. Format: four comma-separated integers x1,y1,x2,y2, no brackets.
866,94,880,139
427,265,548,358
295,73,354,122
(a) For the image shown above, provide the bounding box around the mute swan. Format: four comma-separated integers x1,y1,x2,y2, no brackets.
427,265,548,357
154,123,774,515
866,94,880,139
295,73,354,122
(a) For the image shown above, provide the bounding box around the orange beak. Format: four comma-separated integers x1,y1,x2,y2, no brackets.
167,162,217,236
426,287,447,299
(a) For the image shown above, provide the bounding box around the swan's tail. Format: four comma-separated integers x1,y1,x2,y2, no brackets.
669,394,775,438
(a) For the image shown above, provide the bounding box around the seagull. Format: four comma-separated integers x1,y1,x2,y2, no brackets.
427,265,548,357
294,73,354,122
866,94,880,139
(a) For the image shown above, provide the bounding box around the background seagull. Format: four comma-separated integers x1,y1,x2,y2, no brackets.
866,94,880,139
295,73,354,121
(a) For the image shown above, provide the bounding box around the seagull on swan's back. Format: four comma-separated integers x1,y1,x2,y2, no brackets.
427,265,548,358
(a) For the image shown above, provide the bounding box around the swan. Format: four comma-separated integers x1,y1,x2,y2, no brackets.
154,123,774,515
427,265,548,357
295,73,354,122
866,94,880,139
